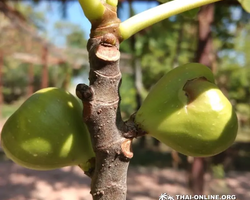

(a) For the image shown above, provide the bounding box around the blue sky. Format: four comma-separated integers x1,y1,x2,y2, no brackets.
33,1,158,45
30,1,158,84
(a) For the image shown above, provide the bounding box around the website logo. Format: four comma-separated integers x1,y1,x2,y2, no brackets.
159,193,175,200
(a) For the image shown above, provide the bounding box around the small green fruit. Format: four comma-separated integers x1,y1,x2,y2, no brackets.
135,63,238,157
1,87,94,170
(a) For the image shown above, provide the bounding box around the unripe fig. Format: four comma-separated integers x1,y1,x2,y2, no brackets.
135,63,238,157
1,88,94,170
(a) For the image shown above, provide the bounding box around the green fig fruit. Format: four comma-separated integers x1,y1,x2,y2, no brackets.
1,87,94,170
135,63,238,157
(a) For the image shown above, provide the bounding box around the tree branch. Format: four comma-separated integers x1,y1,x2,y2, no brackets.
76,36,132,200
75,4,135,199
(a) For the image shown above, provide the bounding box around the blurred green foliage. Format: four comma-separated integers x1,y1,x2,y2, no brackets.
120,74,137,119
0,2,88,105
212,164,225,179
1,1,250,142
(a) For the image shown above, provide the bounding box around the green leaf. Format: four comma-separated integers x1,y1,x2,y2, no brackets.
182,7,200,18
238,0,250,13
106,0,118,7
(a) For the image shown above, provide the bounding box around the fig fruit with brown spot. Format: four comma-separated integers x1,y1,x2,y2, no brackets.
135,63,238,157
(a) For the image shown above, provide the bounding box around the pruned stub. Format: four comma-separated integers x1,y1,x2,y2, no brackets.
121,139,133,159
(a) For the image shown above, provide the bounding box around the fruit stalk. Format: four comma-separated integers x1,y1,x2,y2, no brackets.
119,0,223,40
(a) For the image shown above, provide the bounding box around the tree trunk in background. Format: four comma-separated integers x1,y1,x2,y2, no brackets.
27,63,34,96
189,4,215,195
41,46,48,88
0,50,3,118
195,4,215,72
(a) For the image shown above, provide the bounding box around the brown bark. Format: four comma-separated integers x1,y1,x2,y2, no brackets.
75,5,139,200
0,50,3,117
77,37,131,200
41,46,48,88
189,4,215,195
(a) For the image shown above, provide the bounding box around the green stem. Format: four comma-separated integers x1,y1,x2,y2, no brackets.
107,0,118,7
119,0,223,40
78,0,105,22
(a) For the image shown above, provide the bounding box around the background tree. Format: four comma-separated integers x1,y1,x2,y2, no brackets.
0,0,250,199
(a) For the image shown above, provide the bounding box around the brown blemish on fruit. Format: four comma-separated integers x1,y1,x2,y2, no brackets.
183,77,208,104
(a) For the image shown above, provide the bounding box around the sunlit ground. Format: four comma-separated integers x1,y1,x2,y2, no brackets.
0,161,250,200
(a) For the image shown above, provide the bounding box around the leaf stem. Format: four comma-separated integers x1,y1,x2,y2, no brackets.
119,0,223,40
107,0,118,7
78,0,105,22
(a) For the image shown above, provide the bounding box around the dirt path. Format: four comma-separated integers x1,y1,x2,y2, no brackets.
0,161,250,200
1,119,250,200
